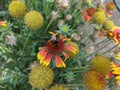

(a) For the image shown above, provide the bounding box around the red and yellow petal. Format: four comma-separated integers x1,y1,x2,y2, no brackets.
42,53,52,66
0,21,7,27
62,52,69,61
37,48,48,62
55,55,66,68
64,45,76,54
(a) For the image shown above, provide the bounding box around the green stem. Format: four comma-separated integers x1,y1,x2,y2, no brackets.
44,19,53,33
22,30,32,54
64,84,84,87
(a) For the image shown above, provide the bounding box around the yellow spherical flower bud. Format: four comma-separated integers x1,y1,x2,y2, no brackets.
91,55,111,76
83,70,106,90
29,64,54,89
93,12,106,24
8,1,26,18
106,2,115,11
24,10,44,30
65,41,79,57
96,8,104,12
103,20,114,30
50,84,69,90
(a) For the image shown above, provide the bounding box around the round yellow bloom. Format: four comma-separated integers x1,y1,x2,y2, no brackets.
65,41,79,57
83,70,106,90
91,55,111,76
103,20,114,30
8,1,26,18
93,12,106,24
29,64,54,89
24,10,44,30
50,84,69,90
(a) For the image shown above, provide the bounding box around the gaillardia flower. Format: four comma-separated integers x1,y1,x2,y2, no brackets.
50,84,69,90
29,64,54,89
83,70,106,90
108,26,120,45
8,1,26,18
24,10,44,30
83,7,95,22
37,32,77,68
87,7,96,16
116,52,120,60
0,21,7,27
93,11,106,24
83,10,92,22
110,62,120,83
91,55,111,76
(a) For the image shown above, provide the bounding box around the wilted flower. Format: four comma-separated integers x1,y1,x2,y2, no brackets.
58,20,64,25
0,21,7,27
24,10,44,30
5,34,17,46
91,55,111,76
50,84,69,90
37,32,77,68
85,45,94,54
65,14,72,21
71,33,81,41
26,61,38,70
83,70,106,90
51,11,58,20
109,26,120,45
8,1,27,18
55,0,70,10
29,64,54,89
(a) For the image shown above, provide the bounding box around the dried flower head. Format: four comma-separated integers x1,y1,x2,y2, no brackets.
24,10,44,30
5,34,17,46
91,55,111,76
26,61,38,70
58,20,64,25
93,11,106,24
71,33,81,41
65,14,72,21
55,0,70,10
50,84,69,90
85,45,94,54
29,64,54,89
8,1,27,18
51,11,58,20
83,70,106,90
